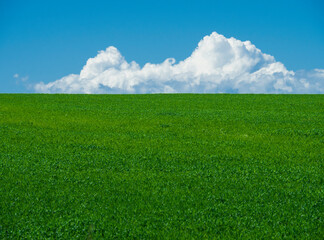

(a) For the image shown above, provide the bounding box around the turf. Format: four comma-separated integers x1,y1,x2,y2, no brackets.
0,94,323,239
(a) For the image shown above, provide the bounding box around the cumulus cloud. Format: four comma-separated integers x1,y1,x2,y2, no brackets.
35,32,324,94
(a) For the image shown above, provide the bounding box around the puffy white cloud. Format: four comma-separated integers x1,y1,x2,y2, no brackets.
34,32,324,94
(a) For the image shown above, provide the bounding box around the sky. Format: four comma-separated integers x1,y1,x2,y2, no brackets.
0,0,323,93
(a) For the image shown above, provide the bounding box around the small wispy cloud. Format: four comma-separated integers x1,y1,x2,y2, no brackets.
34,32,324,94
21,76,29,82
14,73,29,84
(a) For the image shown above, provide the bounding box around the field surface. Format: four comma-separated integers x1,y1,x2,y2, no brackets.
0,94,323,239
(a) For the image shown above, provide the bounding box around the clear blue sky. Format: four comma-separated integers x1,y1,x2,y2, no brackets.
0,0,323,93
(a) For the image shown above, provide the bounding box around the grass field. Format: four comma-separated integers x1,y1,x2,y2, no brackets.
0,94,323,239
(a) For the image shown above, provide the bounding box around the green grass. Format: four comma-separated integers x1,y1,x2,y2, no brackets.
0,94,323,239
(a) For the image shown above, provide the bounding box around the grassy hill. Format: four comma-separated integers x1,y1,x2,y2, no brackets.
0,94,323,239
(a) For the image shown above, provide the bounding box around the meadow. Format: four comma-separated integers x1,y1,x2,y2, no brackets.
0,94,323,239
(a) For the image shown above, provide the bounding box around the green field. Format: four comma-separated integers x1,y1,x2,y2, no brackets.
0,94,323,239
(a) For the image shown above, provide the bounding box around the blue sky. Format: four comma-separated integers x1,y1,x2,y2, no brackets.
0,0,323,93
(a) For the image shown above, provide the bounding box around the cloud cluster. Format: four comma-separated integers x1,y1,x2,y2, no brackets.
35,32,324,94
14,73,29,82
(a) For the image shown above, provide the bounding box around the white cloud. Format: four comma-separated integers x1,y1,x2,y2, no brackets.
21,76,29,82
34,32,324,94
14,73,29,85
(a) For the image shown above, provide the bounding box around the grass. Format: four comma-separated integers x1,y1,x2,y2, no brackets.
0,94,323,239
